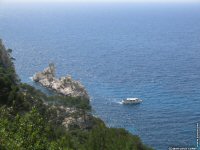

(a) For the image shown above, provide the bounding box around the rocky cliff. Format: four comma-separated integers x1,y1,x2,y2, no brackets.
33,63,90,100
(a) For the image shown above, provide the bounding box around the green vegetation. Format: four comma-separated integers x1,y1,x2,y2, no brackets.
0,39,153,150
47,96,91,110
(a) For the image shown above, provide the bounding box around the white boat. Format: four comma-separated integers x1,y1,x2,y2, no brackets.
122,98,142,104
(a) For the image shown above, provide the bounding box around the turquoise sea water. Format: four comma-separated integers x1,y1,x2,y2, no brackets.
1,3,200,149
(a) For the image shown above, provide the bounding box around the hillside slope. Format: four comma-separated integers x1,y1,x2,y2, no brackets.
0,39,153,150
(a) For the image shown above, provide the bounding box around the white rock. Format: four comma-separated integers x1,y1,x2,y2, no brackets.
33,64,89,100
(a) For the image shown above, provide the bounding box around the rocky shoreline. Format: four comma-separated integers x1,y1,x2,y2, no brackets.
33,63,90,100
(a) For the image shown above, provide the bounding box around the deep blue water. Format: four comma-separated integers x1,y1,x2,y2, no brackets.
1,3,200,149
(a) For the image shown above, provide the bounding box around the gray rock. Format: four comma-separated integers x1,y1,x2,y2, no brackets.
33,64,89,100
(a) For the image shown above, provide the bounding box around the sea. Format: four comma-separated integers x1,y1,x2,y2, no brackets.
0,2,200,149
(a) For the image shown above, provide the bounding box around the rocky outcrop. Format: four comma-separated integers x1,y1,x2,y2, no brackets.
33,63,89,100
49,105,94,130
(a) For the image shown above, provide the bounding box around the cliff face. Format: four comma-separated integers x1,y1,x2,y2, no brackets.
33,63,90,100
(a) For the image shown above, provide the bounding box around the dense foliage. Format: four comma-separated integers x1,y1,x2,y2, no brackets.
0,41,18,105
0,40,153,150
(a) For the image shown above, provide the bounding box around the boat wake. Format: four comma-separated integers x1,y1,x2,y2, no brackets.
29,76,33,81
116,101,123,105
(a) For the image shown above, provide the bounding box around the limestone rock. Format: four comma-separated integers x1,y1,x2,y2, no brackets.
33,64,89,100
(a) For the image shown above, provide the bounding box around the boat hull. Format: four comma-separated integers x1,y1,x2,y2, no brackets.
122,99,142,104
